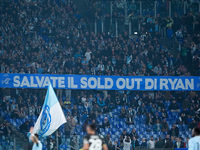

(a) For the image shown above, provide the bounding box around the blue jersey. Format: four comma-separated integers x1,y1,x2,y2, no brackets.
32,141,42,150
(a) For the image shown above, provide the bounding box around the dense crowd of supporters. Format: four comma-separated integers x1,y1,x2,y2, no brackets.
0,0,200,149
1,89,200,149
0,0,200,76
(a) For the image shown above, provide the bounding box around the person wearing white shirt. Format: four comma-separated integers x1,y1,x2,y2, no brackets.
148,136,155,149
85,49,92,61
123,136,131,150
189,127,200,150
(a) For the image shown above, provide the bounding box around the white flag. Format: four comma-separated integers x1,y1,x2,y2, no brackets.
33,83,66,137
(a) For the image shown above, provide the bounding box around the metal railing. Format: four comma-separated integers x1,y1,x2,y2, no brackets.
89,1,200,36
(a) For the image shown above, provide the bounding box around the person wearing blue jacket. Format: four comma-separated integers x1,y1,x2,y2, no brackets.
97,98,105,107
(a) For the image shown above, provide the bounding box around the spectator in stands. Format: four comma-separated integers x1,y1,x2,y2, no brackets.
136,98,143,107
186,115,193,124
101,117,110,128
155,137,164,148
126,106,136,118
64,98,71,108
73,113,79,124
119,136,124,149
97,98,105,108
174,137,184,148
146,113,153,125
1,97,7,112
153,64,162,75
132,136,139,150
35,105,41,117
150,104,157,115
140,138,147,147
148,136,155,149
182,108,189,116
93,104,101,116
153,112,161,124
105,133,113,150
19,107,26,119
72,105,79,116
138,103,147,115
19,121,30,133
0,123,5,137
26,99,31,108
81,95,87,105
194,113,200,123
92,98,98,107
83,102,90,114
66,112,71,118
121,130,128,139
91,119,100,134
82,111,88,121
185,137,190,148
65,115,71,138
107,138,113,150
166,26,174,40
178,112,187,124
123,136,131,150
189,106,196,117
10,101,17,112
67,115,76,135
164,137,174,148
169,124,179,140
161,118,169,132
113,141,120,150
121,94,128,105
70,133,77,150
189,119,197,130
82,120,88,132
169,100,180,112
88,110,96,121
75,96,82,105
3,122,11,137
119,106,127,118
158,100,165,110
29,105,36,116
154,119,162,132
11,107,20,119
161,108,168,119
129,129,138,139
126,114,134,125
103,105,110,114
115,95,121,105
105,94,115,110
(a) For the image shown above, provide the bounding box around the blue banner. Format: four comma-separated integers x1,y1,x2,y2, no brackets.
0,73,200,91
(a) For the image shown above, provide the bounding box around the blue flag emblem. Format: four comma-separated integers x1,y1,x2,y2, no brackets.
39,105,51,136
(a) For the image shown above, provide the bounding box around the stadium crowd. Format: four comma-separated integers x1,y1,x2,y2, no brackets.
0,0,200,76
0,0,200,149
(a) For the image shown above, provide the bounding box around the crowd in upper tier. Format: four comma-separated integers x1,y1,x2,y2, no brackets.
0,0,200,77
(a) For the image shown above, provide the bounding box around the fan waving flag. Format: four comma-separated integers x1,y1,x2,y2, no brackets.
33,83,66,137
